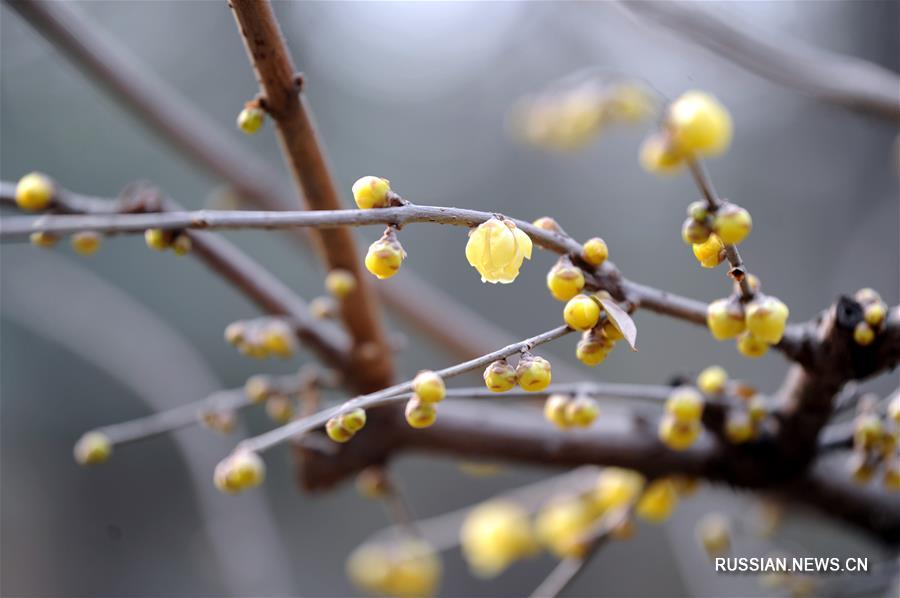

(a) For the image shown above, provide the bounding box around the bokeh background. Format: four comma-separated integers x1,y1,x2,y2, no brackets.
1,1,898,597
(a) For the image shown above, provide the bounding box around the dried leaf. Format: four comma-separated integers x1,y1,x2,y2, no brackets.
597,296,638,351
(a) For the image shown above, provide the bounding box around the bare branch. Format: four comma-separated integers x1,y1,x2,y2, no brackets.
234,325,572,455
618,1,900,123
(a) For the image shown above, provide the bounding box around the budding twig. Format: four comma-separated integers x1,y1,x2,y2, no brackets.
685,158,754,299
233,326,572,455
530,499,641,598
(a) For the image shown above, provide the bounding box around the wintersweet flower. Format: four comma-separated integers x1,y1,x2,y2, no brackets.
465,218,533,284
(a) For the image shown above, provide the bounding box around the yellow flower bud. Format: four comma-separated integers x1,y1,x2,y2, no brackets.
73,431,112,465
593,468,645,512
692,233,725,268
666,91,733,157
365,230,405,279
544,394,572,429
706,298,745,340
636,478,679,523
697,366,728,395
725,411,755,444
639,133,684,173
532,217,561,233
516,355,552,392
265,394,294,424
351,176,392,210
854,414,883,451
536,496,595,558
848,452,875,484
460,501,538,577
581,237,609,266
863,302,886,327
29,231,58,247
144,228,172,251
563,294,601,331
412,370,446,403
888,395,900,424
326,418,355,443
261,320,296,358
340,407,367,433
687,200,708,222
681,217,711,245
71,231,101,256
576,330,613,367
606,82,655,123
736,332,769,358
200,408,237,434
658,414,700,451
747,396,768,424
215,451,265,493
465,217,533,284
483,359,517,392
666,387,704,423
884,461,900,491
405,397,437,429
224,321,246,346
745,296,789,344
325,269,357,299
853,321,875,346
713,203,752,245
347,538,441,598
244,375,271,404
15,172,54,211
546,259,585,302
172,233,192,256
309,296,337,319
565,395,599,427
696,513,731,557
236,106,264,134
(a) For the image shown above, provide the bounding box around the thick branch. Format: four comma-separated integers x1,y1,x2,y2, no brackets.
229,0,393,392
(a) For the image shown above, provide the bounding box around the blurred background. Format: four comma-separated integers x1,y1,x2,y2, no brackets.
1,1,898,596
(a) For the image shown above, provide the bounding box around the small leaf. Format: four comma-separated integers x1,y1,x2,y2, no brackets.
597,296,638,351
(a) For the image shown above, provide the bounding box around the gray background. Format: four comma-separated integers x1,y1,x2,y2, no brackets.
1,1,898,597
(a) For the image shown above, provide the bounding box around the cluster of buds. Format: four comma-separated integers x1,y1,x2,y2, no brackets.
347,538,441,598
640,90,733,174
511,78,656,151
213,450,265,494
325,407,367,443
848,394,899,491
223,318,296,359
404,370,446,429
544,235,609,302
707,292,789,359
852,288,889,347
682,200,753,268
543,393,599,429
483,352,552,394
466,217,533,284
73,431,112,466
144,228,192,255
365,227,406,280
659,387,704,450
243,374,301,424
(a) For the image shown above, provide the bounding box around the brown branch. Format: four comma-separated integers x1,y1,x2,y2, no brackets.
5,0,527,365
228,0,393,393
618,1,900,123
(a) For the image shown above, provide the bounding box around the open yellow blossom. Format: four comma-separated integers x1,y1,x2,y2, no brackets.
465,217,533,284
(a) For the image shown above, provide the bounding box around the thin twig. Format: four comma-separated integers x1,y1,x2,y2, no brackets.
234,326,572,455
686,158,754,299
